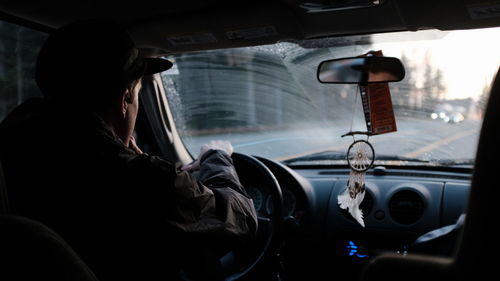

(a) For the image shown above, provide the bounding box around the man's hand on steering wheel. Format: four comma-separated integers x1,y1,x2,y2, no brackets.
182,140,234,172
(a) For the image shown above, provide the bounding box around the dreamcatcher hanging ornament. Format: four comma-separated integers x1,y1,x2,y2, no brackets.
338,135,375,227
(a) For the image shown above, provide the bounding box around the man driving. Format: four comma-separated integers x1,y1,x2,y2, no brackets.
0,19,257,281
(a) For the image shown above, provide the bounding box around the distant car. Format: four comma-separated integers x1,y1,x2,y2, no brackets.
445,112,465,124
430,111,464,124
430,112,444,120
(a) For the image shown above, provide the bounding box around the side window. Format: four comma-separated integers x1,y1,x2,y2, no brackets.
0,20,47,121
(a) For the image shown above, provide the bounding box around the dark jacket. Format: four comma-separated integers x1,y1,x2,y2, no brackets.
0,98,257,280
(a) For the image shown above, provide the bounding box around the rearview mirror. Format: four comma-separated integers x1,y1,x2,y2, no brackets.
317,56,405,84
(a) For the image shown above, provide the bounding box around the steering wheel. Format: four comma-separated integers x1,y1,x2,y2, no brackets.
224,152,284,280
181,152,284,281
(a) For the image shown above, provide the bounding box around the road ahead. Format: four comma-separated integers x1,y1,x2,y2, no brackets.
182,118,481,163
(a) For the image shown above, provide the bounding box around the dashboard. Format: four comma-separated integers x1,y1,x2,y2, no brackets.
239,156,471,281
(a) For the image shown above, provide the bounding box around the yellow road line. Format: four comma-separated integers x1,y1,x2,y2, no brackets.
403,129,477,158
275,129,476,161
273,130,476,161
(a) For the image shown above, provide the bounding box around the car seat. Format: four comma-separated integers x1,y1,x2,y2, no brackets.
0,159,99,281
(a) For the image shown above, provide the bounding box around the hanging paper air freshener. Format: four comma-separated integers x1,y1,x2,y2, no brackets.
338,137,374,227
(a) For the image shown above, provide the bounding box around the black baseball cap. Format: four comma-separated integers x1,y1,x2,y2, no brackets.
35,19,172,101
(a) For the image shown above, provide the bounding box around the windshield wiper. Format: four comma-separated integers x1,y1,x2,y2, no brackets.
376,156,475,167
435,158,475,167
283,151,474,168
375,154,431,163
282,150,347,165
283,152,432,166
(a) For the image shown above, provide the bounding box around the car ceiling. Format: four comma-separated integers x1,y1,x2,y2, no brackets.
1,0,499,56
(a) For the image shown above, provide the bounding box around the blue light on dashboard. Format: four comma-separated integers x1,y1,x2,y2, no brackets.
346,241,369,258
347,241,357,256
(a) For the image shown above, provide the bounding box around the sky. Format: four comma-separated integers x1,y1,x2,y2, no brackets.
372,27,500,100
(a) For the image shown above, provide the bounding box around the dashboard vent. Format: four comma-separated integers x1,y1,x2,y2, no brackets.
340,190,373,221
389,190,424,224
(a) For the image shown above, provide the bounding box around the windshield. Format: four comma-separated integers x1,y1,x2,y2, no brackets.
161,27,500,167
